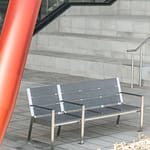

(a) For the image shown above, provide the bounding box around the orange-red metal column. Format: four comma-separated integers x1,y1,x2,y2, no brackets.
0,0,41,143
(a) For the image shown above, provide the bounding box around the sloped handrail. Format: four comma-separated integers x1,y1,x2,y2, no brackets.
127,36,150,52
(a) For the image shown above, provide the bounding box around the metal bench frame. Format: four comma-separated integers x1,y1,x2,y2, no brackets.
27,78,144,149
57,78,144,141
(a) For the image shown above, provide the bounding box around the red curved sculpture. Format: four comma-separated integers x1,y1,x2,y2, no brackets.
0,0,41,143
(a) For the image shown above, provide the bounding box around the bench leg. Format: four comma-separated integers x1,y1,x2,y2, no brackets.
57,126,61,137
27,117,34,142
139,96,144,132
116,115,120,125
80,105,85,144
51,110,55,150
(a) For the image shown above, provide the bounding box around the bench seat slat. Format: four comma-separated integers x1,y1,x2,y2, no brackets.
35,113,81,126
67,107,119,120
108,104,140,112
68,110,100,118
68,104,140,121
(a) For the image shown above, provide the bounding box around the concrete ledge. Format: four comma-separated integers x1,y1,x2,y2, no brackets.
26,50,139,84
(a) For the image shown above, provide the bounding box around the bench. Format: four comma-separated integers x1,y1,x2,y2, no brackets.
27,78,144,149
27,84,85,150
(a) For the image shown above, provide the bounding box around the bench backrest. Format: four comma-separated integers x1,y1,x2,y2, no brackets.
59,78,123,111
27,78,123,116
27,84,60,117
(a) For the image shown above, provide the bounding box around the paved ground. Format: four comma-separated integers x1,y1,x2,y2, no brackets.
1,69,150,150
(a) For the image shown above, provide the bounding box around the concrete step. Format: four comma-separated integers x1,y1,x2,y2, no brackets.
31,32,144,61
59,15,150,38
26,50,139,84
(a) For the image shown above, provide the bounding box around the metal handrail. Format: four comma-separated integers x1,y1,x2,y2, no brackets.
127,36,150,88
127,36,150,52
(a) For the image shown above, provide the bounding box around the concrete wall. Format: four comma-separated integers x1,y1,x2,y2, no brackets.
30,0,150,61
59,0,150,38
64,0,150,16
31,0,150,49
27,0,150,84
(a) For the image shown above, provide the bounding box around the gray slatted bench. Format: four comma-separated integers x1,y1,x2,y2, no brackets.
27,84,85,150
58,78,144,141
27,78,144,149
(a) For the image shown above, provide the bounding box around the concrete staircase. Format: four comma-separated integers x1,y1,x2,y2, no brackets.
26,0,150,85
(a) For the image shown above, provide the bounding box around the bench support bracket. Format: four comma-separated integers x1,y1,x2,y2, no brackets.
27,117,34,142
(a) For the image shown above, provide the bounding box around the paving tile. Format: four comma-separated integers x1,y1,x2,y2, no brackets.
1,69,150,150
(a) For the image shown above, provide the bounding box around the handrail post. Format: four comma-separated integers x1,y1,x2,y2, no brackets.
139,47,143,87
127,36,150,88
131,55,134,88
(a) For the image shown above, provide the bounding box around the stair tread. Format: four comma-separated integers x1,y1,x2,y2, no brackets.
41,32,143,43
30,50,136,66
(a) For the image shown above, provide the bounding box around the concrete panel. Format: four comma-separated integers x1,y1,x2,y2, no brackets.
27,0,150,85
26,52,139,84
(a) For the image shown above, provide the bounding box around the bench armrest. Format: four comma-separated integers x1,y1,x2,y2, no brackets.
62,100,85,117
30,105,56,122
121,92,143,97
30,104,54,111
121,92,144,118
62,100,83,106
121,91,144,130
121,92,144,106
